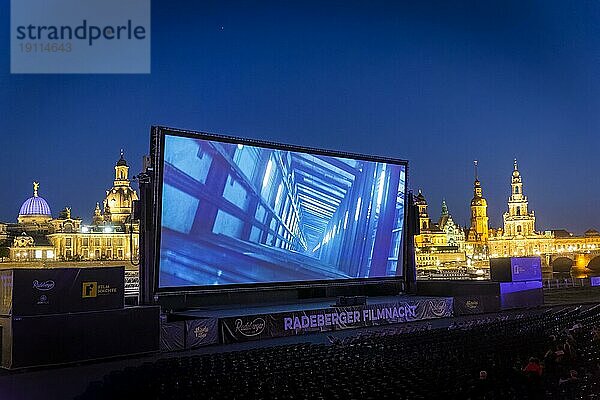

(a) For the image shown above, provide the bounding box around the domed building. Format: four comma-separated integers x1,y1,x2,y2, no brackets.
103,150,139,225
48,150,139,262
4,182,59,261
17,182,52,226
1,151,139,264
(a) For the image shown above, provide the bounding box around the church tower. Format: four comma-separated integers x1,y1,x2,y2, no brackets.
102,150,139,225
414,190,430,232
468,161,489,244
503,159,535,237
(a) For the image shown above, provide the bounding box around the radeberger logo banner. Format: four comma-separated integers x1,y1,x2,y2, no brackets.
10,0,151,73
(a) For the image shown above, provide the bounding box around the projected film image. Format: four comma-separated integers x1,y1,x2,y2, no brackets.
158,133,406,288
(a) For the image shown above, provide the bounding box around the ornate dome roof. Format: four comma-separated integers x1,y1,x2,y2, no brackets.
19,182,51,216
116,149,128,167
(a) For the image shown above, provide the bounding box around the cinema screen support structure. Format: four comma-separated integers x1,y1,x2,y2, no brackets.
146,127,408,294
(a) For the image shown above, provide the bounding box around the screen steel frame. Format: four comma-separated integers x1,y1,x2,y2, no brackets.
150,126,409,294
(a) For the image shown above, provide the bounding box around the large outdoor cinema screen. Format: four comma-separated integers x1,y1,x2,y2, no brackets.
157,129,407,289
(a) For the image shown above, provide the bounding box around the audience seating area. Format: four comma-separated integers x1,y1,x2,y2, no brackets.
78,305,600,399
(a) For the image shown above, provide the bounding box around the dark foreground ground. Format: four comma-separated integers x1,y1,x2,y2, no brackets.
1,286,599,400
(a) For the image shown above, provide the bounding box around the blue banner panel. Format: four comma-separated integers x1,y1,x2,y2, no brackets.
499,281,544,309
510,257,542,282
220,297,453,343
591,276,600,287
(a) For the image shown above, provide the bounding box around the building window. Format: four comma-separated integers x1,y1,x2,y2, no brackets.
83,238,89,246
107,249,112,259
107,237,112,246
35,250,42,259
118,249,124,259
65,238,72,247
117,238,123,246
95,250,100,258
83,250,88,258
517,225,522,233
95,238,100,246
47,250,54,259
66,250,72,259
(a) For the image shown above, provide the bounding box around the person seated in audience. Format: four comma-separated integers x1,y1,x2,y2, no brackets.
523,357,543,376
565,337,578,362
591,326,600,342
570,320,583,334
468,370,492,399
554,344,566,364
558,369,580,386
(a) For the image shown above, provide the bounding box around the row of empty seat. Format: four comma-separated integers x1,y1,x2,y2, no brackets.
78,305,600,399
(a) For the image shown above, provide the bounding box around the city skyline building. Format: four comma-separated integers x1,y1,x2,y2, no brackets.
415,159,600,276
466,160,489,258
0,151,139,266
413,191,466,270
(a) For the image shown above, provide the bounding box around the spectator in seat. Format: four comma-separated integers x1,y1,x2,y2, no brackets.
554,344,566,364
543,347,556,369
523,357,543,376
559,369,580,385
468,370,492,399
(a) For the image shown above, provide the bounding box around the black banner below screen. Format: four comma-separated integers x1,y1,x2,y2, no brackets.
221,297,453,343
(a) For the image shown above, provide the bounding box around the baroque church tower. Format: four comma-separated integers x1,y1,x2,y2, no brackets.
414,190,430,232
102,150,139,225
503,159,535,237
468,161,489,244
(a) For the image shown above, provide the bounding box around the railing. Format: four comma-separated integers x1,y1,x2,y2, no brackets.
125,270,139,297
543,277,589,289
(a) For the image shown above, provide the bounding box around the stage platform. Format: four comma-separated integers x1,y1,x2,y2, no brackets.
169,294,454,344
174,295,439,319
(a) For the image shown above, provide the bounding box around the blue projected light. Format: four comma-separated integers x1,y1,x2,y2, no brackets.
158,132,407,289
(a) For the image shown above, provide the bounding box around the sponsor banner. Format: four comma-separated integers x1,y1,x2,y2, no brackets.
221,314,277,344
490,257,542,283
510,258,542,282
1,267,124,316
185,318,219,349
591,276,600,287
221,297,453,343
160,321,185,352
453,295,501,316
453,296,485,315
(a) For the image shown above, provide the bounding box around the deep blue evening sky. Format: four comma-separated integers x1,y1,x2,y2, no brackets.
1,1,599,233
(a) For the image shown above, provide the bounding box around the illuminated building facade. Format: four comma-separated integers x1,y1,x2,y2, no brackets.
463,161,489,262
488,160,553,258
414,158,600,277
413,191,466,268
0,152,139,266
